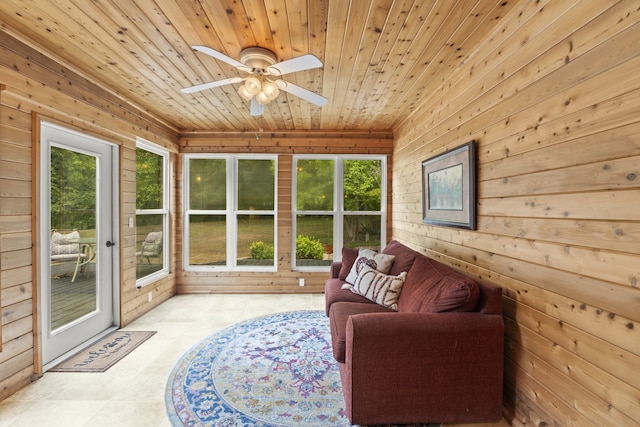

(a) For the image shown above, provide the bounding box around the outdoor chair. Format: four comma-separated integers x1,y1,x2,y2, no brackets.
137,231,163,264
50,229,88,281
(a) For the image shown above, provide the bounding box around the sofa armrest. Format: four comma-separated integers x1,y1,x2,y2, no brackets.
330,261,342,279
343,312,504,424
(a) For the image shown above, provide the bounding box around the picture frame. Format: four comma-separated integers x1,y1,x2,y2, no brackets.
422,140,477,230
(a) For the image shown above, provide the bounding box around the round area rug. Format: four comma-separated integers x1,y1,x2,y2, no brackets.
165,310,349,427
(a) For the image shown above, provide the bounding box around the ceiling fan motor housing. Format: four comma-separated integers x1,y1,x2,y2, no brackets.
239,47,277,74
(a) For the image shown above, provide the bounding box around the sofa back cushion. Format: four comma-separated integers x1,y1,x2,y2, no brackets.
382,240,422,276
398,256,479,313
338,247,359,280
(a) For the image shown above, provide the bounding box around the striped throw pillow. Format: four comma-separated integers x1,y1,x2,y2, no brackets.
347,264,407,310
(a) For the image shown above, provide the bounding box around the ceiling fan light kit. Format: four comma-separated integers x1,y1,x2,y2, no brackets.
259,81,280,103
183,45,328,116
237,75,280,104
237,76,262,100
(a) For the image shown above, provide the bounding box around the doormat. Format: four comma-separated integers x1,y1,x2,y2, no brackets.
49,330,156,372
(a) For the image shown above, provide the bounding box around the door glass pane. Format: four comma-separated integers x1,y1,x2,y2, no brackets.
296,215,333,266
296,159,334,211
343,159,382,211
190,159,226,210
238,159,275,210
49,146,97,331
343,215,382,251
189,215,226,265
237,215,274,266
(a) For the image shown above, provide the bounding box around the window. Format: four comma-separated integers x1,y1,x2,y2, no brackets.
135,140,169,285
185,155,277,270
293,156,386,270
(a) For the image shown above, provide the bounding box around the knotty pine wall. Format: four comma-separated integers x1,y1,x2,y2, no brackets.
176,132,394,294
1,3,639,426
392,1,640,426
0,34,178,399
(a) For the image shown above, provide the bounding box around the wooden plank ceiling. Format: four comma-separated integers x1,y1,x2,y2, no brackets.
0,0,515,132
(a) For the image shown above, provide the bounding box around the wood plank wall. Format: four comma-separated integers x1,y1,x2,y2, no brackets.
1,2,639,425
0,83,4,352
392,1,640,426
177,132,394,294
0,34,178,399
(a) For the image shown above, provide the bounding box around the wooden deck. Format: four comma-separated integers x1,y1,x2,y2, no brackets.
50,261,163,330
50,262,96,330
48,257,325,330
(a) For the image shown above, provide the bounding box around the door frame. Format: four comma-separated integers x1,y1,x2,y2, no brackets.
35,119,120,373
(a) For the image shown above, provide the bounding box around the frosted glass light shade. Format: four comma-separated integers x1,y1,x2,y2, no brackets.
256,91,270,105
262,81,280,101
244,77,261,95
237,85,254,101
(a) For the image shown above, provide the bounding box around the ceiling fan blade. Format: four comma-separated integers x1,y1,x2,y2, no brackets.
276,80,328,107
266,54,322,76
250,97,264,116
181,77,242,94
192,45,250,71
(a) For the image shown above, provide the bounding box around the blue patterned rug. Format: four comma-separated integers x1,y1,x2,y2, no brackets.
165,310,349,426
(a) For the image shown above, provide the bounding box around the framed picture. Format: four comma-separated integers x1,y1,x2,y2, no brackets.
422,140,477,230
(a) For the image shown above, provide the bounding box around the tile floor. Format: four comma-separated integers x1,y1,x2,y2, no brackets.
0,293,326,427
0,294,509,427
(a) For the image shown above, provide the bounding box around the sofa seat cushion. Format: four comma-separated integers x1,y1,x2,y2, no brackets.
398,256,480,313
325,278,371,315
344,265,407,310
329,302,392,363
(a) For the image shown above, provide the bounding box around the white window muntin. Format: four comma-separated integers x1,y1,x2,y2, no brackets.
183,154,277,272
292,155,386,271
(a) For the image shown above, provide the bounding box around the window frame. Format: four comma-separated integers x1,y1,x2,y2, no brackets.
135,139,170,287
183,154,278,272
292,155,387,271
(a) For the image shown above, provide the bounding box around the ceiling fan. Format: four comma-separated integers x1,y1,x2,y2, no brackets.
181,46,328,116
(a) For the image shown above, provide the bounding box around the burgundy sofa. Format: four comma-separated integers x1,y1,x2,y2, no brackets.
325,240,504,425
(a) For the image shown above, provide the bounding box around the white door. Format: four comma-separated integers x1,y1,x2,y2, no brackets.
40,122,119,369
